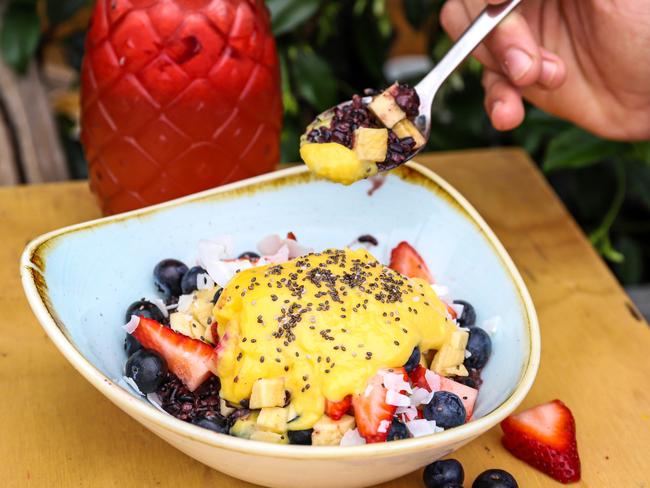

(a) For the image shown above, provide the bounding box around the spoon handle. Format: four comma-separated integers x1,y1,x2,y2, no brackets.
415,0,523,109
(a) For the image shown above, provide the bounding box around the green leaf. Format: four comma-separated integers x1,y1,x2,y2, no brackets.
1,0,41,74
543,127,626,173
631,141,650,165
290,47,338,112
613,237,644,284
403,0,438,29
267,0,321,36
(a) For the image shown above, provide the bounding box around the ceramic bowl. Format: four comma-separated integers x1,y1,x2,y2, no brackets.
21,162,539,488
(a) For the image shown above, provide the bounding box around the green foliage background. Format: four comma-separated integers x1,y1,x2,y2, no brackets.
3,0,649,284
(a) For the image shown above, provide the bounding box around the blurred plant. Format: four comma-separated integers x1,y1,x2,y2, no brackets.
2,0,649,284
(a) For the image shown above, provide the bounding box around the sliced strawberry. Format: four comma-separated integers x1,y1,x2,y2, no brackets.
132,317,218,392
501,399,581,483
325,395,352,420
389,241,433,283
352,382,396,443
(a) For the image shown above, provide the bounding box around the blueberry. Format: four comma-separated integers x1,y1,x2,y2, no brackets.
464,328,492,370
453,300,476,327
404,347,421,373
472,469,518,488
238,251,260,260
124,334,142,357
153,259,188,299
423,459,464,488
181,266,208,295
287,429,313,445
192,415,228,434
387,418,408,441
423,391,466,429
211,287,223,304
125,299,165,323
125,349,167,393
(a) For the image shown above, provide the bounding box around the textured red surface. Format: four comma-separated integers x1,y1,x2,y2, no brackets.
81,0,283,214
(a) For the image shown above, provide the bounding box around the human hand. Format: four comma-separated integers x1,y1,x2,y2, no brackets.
440,0,650,140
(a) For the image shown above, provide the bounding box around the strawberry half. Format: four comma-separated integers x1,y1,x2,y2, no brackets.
501,399,581,483
325,395,352,420
389,241,433,283
352,382,397,443
131,317,218,392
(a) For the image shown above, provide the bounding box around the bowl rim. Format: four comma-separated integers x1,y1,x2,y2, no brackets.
20,161,540,460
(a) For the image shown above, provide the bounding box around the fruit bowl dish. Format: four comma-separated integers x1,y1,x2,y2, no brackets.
21,162,540,488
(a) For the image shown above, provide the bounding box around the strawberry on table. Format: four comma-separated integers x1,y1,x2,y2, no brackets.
131,317,218,392
501,399,581,484
352,382,397,443
325,395,352,420
389,241,434,283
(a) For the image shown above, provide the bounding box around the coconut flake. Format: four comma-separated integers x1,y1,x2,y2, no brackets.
428,420,444,433
483,316,502,335
204,259,254,287
424,369,441,392
377,419,391,434
386,390,411,407
381,372,412,394
150,297,169,318
123,315,140,334
122,376,144,396
263,244,290,264
177,294,194,313
146,393,168,413
406,419,437,438
257,234,284,255
340,428,366,446
410,387,434,406
364,385,374,398
431,284,449,297
396,406,418,421
465,350,472,359
196,272,215,291
198,235,234,262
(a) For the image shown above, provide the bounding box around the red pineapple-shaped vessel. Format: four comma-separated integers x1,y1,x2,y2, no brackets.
81,0,283,214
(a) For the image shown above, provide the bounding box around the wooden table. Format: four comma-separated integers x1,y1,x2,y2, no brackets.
2,149,649,487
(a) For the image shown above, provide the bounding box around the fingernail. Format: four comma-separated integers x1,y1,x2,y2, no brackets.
503,48,533,81
539,59,558,87
490,100,503,120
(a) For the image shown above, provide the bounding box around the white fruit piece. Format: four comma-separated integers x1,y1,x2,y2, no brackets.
311,414,356,446
430,329,469,376
368,87,406,128
257,407,289,434
393,119,426,149
169,312,193,337
249,377,286,409
353,128,389,162
249,430,289,444
219,398,237,417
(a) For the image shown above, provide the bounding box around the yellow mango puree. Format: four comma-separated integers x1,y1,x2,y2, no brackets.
300,143,378,185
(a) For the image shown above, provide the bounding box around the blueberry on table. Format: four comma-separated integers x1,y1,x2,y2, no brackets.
238,251,261,260
181,266,208,294
125,349,167,393
386,418,408,441
192,415,228,434
404,347,421,373
423,459,464,488
472,469,518,488
153,259,189,299
287,429,313,445
124,299,165,324
124,333,142,357
453,299,476,327
423,391,466,429
464,328,492,370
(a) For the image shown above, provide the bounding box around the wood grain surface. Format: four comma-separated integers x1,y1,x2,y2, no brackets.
1,148,648,487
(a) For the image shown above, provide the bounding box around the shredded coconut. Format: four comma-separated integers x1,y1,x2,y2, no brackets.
386,389,411,407
381,372,412,394
150,297,169,318
176,294,194,313
340,428,366,446
410,387,434,406
424,369,441,392
122,315,140,334
377,419,391,434
431,284,449,297
196,272,215,291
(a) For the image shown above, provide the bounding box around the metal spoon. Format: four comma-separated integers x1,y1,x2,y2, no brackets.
303,0,523,171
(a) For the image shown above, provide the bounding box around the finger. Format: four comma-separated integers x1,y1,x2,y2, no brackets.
486,0,508,4
538,48,566,89
482,11,543,87
440,0,497,68
482,69,525,131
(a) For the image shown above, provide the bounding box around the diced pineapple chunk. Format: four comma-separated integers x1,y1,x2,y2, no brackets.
249,378,286,409
353,128,388,162
169,312,193,337
257,407,289,434
300,143,378,185
249,430,289,444
430,329,469,375
393,119,426,149
230,411,259,439
219,398,236,417
311,414,356,446
369,88,406,128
